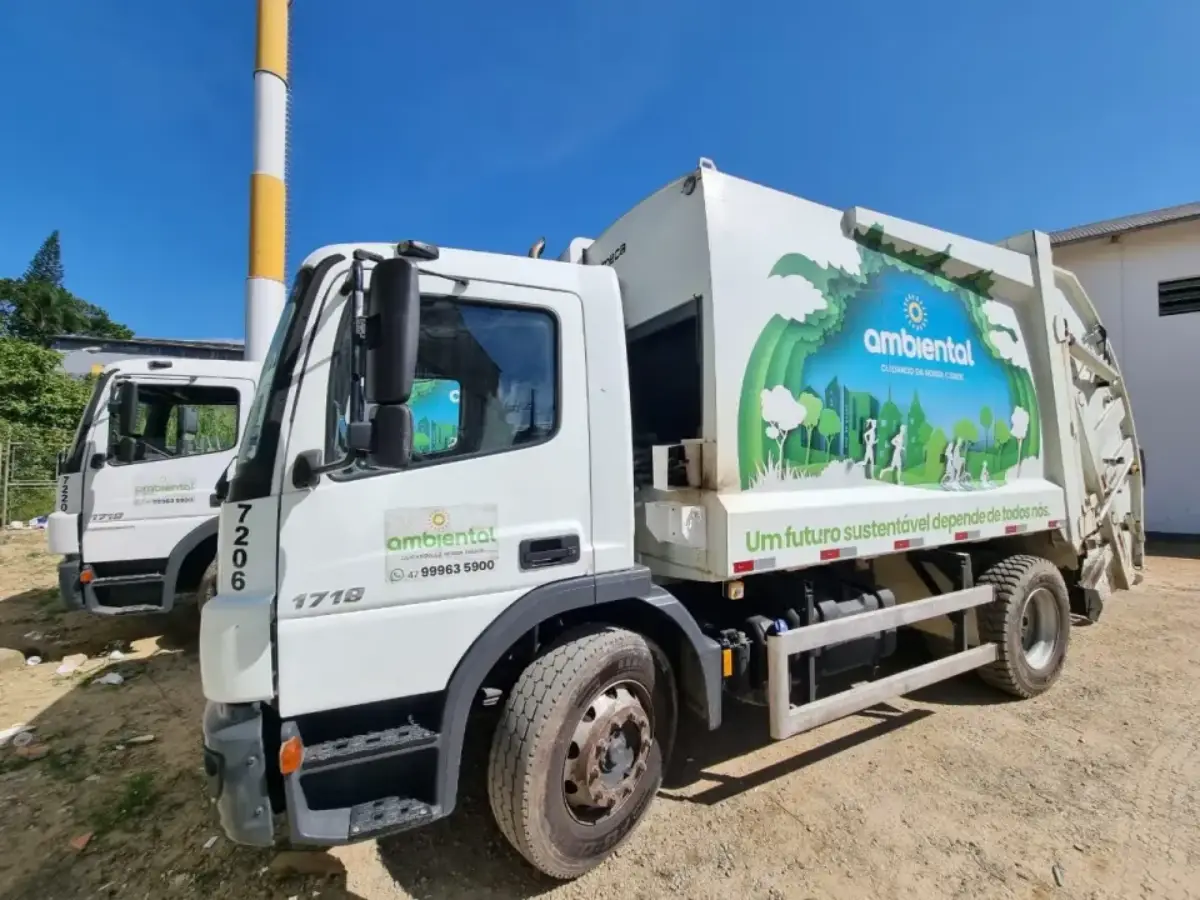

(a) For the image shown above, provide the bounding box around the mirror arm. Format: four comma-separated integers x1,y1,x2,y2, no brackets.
349,257,368,426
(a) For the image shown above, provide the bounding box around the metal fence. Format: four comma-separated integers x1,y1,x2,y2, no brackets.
1,435,65,527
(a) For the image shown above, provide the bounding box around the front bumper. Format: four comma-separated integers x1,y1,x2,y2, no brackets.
57,556,83,611
202,701,275,847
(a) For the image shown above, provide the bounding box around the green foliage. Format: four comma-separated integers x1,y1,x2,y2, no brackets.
0,277,133,346
1,232,133,346
0,339,94,521
24,231,65,286
855,224,997,297
0,338,92,430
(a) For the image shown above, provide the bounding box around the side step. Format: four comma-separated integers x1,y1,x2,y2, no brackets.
349,797,435,837
86,572,168,616
91,573,163,587
282,721,446,845
767,585,996,740
303,723,438,772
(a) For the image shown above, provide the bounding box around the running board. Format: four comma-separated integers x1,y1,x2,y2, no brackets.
766,585,995,740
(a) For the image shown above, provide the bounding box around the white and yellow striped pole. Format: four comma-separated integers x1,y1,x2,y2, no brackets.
245,0,290,363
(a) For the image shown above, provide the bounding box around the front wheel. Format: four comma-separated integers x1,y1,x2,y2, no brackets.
196,560,218,611
487,625,677,880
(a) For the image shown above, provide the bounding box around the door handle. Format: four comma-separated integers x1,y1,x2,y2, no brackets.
519,534,581,570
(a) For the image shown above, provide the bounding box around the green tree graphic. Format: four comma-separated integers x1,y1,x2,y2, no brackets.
924,427,949,480
993,419,1011,467
979,405,993,450
798,392,824,465
906,390,927,461
953,418,980,447
879,391,902,454
817,407,842,455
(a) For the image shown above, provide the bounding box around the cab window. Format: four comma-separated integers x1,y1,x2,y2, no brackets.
326,295,558,471
107,384,240,465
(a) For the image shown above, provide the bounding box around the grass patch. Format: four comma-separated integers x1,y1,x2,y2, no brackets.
89,771,158,835
44,745,87,782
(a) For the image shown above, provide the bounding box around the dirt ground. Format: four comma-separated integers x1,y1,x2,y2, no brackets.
1,531,1197,900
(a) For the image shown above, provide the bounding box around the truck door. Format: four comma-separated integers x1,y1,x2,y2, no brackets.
82,376,250,572
271,270,593,717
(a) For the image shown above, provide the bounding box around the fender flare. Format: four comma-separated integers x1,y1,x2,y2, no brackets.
161,517,219,610
433,566,723,816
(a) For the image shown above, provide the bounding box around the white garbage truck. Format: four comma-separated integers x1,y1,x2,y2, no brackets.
199,160,1144,878
48,357,259,615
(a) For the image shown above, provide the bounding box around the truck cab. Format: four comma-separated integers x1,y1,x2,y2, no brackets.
51,358,259,615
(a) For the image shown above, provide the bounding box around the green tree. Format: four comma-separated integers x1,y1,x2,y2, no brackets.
0,338,92,429
816,407,842,455
0,338,95,522
797,392,824,464
0,233,133,346
24,231,65,286
979,405,993,450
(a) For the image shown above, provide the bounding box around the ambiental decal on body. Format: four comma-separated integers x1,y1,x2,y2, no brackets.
737,225,1041,493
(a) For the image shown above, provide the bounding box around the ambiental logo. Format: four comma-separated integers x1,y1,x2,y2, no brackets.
903,294,927,331
863,293,975,367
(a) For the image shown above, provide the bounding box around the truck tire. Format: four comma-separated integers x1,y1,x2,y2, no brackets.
197,560,218,611
486,624,677,880
976,554,1071,699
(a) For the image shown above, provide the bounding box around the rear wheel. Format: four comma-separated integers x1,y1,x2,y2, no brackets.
487,625,676,880
976,554,1071,698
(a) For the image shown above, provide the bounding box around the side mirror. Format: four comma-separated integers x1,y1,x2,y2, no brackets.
179,406,200,437
370,405,414,470
365,257,420,405
112,382,139,435
117,436,137,464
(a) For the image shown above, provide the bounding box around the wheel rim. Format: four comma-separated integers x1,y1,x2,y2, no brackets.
562,681,653,825
1020,587,1060,671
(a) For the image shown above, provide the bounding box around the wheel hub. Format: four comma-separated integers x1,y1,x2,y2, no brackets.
1019,587,1061,671
563,684,652,820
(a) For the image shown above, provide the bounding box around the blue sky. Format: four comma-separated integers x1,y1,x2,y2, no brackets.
1,0,1196,341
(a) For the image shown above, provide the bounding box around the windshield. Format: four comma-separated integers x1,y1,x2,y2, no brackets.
226,259,334,504
237,297,298,468
62,370,116,473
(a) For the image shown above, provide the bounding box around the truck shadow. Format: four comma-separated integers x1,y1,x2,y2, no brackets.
0,585,199,662
376,711,569,899
661,700,934,807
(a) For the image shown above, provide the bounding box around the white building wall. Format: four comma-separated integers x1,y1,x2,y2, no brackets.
1054,220,1200,535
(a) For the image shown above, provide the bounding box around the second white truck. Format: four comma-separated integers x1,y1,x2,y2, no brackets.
49,358,258,615
200,160,1143,878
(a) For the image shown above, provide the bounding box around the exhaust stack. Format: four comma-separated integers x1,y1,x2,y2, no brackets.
245,0,290,363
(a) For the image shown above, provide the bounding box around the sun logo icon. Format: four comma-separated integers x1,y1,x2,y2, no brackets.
428,510,450,531
903,294,928,331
